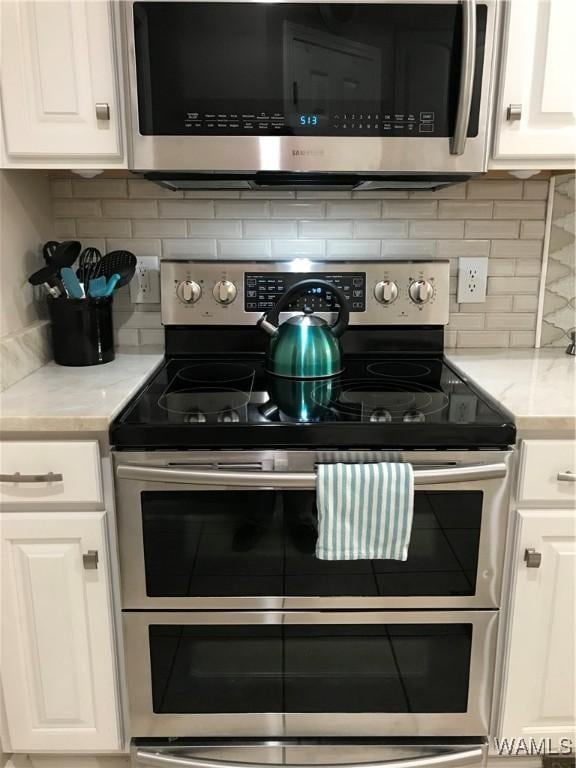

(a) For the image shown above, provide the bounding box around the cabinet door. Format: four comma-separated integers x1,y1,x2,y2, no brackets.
0,512,121,752
499,509,576,747
492,0,576,164
0,0,122,163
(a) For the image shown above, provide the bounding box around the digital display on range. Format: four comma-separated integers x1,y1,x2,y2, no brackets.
299,114,319,126
244,272,366,313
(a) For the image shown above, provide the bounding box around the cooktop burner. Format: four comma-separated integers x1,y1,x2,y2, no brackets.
111,354,515,450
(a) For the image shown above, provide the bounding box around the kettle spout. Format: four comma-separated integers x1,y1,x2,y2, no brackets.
258,316,277,336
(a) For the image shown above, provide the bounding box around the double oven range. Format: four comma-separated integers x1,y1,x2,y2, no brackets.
111,261,515,768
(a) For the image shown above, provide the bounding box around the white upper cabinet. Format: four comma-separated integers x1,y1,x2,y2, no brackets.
498,509,576,748
0,511,121,752
0,0,125,167
491,0,576,168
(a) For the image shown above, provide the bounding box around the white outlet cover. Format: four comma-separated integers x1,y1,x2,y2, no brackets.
457,256,488,304
130,256,160,304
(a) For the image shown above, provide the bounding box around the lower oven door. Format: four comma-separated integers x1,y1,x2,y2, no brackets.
132,740,488,768
123,611,497,738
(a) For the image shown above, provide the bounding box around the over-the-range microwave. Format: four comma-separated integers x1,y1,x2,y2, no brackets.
122,0,500,191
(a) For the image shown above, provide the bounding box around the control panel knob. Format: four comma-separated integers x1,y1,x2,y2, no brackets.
176,280,202,304
374,280,398,305
213,280,237,305
409,279,434,305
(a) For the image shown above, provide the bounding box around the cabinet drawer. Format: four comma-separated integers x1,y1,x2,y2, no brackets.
0,441,102,510
518,440,576,504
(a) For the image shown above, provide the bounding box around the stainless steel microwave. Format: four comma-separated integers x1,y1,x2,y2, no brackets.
122,0,499,189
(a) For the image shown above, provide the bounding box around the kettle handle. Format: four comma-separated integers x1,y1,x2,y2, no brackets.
261,278,350,338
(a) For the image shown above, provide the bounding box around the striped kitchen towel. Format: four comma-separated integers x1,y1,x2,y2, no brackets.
315,463,414,561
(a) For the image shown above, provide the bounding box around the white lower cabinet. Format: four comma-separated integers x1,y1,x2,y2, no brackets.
0,511,121,752
499,508,576,746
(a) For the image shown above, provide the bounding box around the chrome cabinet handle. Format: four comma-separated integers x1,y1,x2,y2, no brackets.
95,102,110,121
135,748,485,768
0,471,63,483
451,0,477,155
117,462,506,488
83,550,99,570
506,104,522,122
557,471,576,482
524,548,542,568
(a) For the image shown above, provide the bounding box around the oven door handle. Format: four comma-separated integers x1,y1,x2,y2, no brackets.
116,462,506,487
451,0,477,155
134,748,485,768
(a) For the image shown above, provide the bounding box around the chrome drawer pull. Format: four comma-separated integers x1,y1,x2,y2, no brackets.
0,471,63,483
135,748,485,768
95,102,110,121
117,462,506,488
524,548,542,568
83,550,99,570
506,103,522,122
557,471,576,482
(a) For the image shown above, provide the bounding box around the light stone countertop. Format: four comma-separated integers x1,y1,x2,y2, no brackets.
447,348,576,435
0,347,574,437
0,349,163,433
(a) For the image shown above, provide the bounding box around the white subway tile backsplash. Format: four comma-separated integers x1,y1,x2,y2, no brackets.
326,240,381,258
243,220,297,239
299,220,354,238
271,240,326,258
132,219,186,237
465,220,520,239
162,239,217,258
217,240,271,258
410,220,465,238
354,221,408,238
115,328,139,346
493,201,546,220
53,199,101,217
326,201,381,218
271,202,325,218
49,174,549,349
77,218,131,237
468,180,523,199
102,199,157,219
71,179,128,198
438,201,493,219
187,220,243,238
382,201,437,219
158,200,214,218
215,201,269,218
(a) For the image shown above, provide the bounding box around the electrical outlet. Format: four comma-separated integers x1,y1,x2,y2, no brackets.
457,256,488,303
130,257,160,304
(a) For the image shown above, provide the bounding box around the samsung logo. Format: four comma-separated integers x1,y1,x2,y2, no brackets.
292,149,324,157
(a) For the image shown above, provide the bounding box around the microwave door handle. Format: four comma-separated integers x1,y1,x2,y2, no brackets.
116,462,506,487
451,0,477,155
134,748,485,768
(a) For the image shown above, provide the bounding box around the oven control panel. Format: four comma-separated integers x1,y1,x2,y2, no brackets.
161,261,450,326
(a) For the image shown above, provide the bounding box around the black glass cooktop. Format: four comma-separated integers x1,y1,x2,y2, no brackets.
111,355,515,450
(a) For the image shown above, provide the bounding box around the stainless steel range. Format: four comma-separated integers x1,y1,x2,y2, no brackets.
111,260,515,767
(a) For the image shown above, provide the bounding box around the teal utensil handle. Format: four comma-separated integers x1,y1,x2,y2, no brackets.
102,273,121,296
88,276,107,298
60,267,84,299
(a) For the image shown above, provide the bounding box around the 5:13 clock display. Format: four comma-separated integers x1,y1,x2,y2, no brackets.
299,114,319,126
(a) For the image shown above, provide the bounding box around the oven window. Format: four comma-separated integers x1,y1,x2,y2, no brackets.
141,490,482,597
149,623,472,714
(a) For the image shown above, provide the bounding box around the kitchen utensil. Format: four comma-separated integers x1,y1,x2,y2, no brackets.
88,276,107,298
29,264,58,287
42,283,61,298
258,279,349,378
102,273,122,297
61,267,85,299
42,240,60,265
77,247,102,287
100,250,137,288
51,240,82,270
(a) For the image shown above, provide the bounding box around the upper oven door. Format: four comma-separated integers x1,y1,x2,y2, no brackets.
123,0,497,173
114,450,513,610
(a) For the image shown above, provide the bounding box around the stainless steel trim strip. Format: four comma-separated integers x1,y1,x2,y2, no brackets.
0,471,63,483
451,0,477,155
134,749,485,768
116,463,507,487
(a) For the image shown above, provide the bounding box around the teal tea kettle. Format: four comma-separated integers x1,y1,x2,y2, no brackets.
258,279,349,378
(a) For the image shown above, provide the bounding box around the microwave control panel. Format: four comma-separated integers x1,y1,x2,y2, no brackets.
183,110,436,136
161,261,450,326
